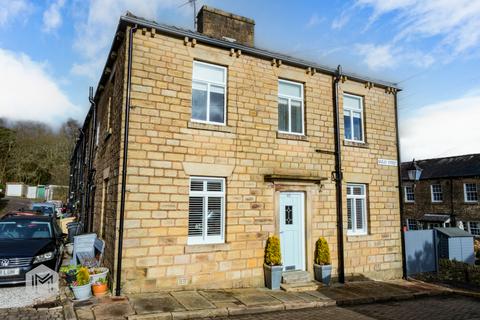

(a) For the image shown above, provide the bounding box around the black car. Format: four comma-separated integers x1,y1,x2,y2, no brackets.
0,215,64,285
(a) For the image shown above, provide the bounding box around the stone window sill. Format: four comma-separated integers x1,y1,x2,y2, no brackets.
184,243,230,253
276,132,308,141
343,140,369,148
188,121,235,134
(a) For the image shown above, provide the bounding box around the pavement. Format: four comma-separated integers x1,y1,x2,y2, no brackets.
71,280,457,320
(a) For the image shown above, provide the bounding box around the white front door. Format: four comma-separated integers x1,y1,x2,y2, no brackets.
279,192,305,271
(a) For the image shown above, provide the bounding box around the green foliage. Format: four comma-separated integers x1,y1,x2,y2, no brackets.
0,118,80,187
264,235,282,266
60,264,80,274
314,237,331,265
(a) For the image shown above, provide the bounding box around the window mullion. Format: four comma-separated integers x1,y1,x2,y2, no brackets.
206,82,211,122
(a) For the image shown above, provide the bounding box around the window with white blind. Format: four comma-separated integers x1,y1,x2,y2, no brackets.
404,185,415,203
464,183,478,203
431,184,443,202
278,80,304,135
347,184,368,235
188,177,225,245
191,61,227,125
343,94,364,142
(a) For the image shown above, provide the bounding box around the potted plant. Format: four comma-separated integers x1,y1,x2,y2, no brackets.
89,267,109,284
71,267,91,300
313,237,332,285
60,264,80,285
91,278,108,297
263,235,283,290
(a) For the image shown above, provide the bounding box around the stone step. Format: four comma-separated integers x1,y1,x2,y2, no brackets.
280,281,323,292
282,271,311,284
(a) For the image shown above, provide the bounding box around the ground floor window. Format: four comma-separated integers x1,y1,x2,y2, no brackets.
188,177,225,245
346,184,367,235
407,219,419,230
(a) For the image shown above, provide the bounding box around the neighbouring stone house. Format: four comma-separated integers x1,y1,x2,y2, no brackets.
69,6,403,294
401,154,480,233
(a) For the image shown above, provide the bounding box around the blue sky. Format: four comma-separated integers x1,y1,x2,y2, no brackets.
0,0,480,161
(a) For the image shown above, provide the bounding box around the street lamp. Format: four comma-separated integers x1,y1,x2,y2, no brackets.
407,159,422,181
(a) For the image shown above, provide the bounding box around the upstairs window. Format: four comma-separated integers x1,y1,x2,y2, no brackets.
431,184,443,202
464,183,478,203
404,185,415,203
191,61,227,125
347,184,368,235
188,177,225,245
343,94,364,142
278,80,304,135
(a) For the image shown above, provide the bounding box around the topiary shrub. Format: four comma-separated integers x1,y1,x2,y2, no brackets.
264,235,282,266
314,237,331,265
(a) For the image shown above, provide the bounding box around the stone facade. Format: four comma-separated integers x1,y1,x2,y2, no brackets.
71,11,403,294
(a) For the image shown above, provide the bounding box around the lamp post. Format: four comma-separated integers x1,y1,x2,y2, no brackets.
407,159,422,229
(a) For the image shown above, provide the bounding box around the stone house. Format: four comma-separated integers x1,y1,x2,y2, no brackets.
401,154,480,233
69,6,403,294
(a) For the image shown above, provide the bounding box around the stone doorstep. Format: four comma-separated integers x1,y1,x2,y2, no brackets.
280,281,322,292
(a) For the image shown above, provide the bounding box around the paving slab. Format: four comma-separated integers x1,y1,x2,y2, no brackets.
93,301,135,320
170,291,216,311
268,291,310,303
198,290,238,302
130,294,185,314
233,291,283,307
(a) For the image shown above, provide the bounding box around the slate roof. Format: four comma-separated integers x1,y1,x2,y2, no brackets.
401,153,480,180
435,227,473,238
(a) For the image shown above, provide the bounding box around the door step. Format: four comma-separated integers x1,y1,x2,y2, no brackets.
280,281,323,292
282,270,311,284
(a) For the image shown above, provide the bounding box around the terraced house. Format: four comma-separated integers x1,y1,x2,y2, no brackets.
69,6,404,294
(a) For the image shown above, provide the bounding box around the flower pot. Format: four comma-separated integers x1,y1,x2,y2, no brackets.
92,283,108,297
65,243,74,255
314,263,332,285
264,264,283,290
89,267,109,284
71,283,92,301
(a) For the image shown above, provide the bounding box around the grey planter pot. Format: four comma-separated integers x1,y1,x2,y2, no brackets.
264,264,283,290
314,263,332,285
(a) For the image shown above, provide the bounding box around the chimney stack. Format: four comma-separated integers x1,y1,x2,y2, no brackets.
196,6,255,47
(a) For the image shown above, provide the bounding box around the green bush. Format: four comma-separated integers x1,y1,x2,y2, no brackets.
314,237,331,265
264,235,282,266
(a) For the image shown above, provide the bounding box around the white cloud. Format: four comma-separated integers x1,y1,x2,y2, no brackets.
356,0,480,54
0,48,81,127
71,0,195,79
0,0,33,26
42,0,66,32
331,11,351,30
400,92,480,161
306,13,322,29
356,44,397,70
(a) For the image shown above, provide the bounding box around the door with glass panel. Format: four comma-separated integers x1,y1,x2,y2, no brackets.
279,192,305,271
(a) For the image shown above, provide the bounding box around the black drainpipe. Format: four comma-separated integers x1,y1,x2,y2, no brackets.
394,90,407,279
332,65,345,284
116,23,137,296
87,86,97,232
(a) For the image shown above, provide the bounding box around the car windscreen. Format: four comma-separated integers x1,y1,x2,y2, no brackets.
0,221,53,239
32,205,54,215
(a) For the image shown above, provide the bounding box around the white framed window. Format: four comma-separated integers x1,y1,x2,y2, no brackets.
343,93,364,142
188,177,225,245
431,184,443,202
404,185,415,203
191,61,227,125
95,122,100,146
407,218,419,230
346,184,368,235
464,183,478,203
469,222,480,235
278,79,304,135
